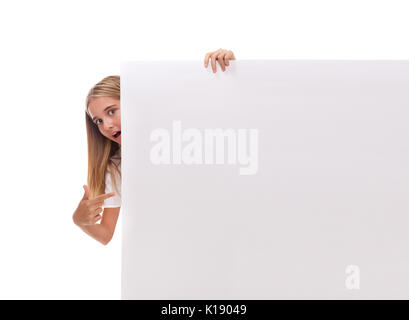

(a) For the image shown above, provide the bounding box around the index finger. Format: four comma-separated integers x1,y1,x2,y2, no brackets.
204,52,211,68
91,192,116,203
211,54,217,73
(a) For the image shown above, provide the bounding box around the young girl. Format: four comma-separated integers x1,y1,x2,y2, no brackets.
72,48,236,245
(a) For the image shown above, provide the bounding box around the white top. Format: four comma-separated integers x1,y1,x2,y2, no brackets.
103,148,122,208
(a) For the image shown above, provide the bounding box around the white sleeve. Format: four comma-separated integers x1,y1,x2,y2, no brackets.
104,169,122,208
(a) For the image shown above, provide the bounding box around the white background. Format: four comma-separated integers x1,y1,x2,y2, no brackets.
0,0,408,299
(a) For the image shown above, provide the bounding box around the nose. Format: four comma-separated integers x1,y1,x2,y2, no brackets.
103,118,114,131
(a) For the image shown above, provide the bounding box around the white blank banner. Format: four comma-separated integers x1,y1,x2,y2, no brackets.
121,60,409,299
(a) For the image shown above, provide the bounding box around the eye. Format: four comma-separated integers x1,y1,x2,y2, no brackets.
94,109,116,125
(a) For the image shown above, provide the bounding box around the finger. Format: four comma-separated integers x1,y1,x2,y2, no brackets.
204,52,211,68
92,206,103,214
211,53,217,73
225,52,233,65
94,214,102,223
224,54,230,66
92,201,104,209
90,192,116,203
88,203,104,214
217,53,226,72
82,185,90,200
225,51,235,67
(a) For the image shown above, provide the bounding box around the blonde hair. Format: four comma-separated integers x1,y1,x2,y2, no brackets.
85,75,121,200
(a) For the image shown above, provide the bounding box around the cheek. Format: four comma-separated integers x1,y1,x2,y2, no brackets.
98,127,110,139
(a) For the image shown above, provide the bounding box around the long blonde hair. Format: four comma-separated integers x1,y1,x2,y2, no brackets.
85,75,121,200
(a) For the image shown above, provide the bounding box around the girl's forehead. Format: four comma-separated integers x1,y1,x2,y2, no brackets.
88,97,120,117
90,96,119,108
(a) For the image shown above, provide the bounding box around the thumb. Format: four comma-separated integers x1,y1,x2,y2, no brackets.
82,185,90,200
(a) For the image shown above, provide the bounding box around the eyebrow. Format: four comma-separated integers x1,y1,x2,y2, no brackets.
92,104,116,122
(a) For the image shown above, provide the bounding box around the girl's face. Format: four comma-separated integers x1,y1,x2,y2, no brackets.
88,96,121,145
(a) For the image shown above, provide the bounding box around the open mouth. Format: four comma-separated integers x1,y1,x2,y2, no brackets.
113,131,121,138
